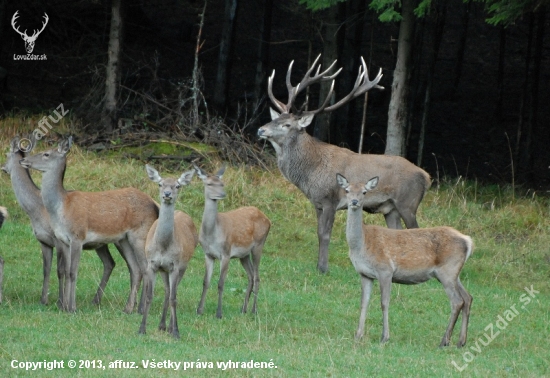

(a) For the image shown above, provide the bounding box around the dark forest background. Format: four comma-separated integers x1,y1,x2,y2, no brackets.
0,0,549,188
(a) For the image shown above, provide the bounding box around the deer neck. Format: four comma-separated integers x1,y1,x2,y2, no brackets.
154,201,176,247
278,132,322,189
346,208,366,253
200,197,220,238
39,161,69,218
9,155,43,215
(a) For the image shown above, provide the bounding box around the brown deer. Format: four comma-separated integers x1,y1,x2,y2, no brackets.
139,165,198,339
2,136,116,307
194,164,271,318
257,55,431,273
0,206,7,304
20,137,159,313
337,174,473,347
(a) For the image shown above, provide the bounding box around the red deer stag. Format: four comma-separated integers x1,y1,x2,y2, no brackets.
257,55,431,273
338,174,473,347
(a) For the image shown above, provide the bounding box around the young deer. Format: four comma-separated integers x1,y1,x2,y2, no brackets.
2,136,116,307
194,165,271,318
139,165,198,339
20,137,159,313
0,206,7,304
337,174,473,347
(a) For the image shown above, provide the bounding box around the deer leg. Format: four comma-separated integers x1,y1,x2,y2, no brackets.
438,276,464,347
55,243,66,308
456,278,473,347
197,255,215,315
67,241,83,312
39,242,54,305
239,256,254,314
115,240,140,314
158,270,170,332
138,266,156,335
250,245,263,314
395,205,419,229
92,245,115,305
379,274,392,343
316,205,336,273
355,275,374,340
383,209,403,230
168,267,186,339
216,255,231,319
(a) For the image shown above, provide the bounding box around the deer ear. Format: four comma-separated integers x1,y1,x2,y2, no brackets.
269,108,280,121
178,169,195,186
336,173,349,189
298,114,314,128
193,164,208,180
365,176,379,191
10,136,20,153
145,164,162,183
216,165,226,179
58,137,72,155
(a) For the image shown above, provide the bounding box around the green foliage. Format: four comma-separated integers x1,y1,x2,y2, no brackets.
479,0,550,25
300,0,435,22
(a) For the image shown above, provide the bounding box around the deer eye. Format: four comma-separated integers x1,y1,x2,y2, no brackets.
175,184,181,189
43,152,50,157
345,188,350,193
362,190,367,194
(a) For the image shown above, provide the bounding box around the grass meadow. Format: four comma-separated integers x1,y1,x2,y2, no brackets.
0,120,548,377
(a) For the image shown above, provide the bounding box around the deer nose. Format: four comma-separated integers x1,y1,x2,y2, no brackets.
257,128,264,137
351,199,359,207
163,191,172,198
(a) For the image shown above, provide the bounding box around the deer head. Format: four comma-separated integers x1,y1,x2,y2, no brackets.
12,11,49,54
257,54,383,146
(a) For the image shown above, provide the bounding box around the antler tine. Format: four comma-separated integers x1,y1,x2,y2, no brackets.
284,54,341,112
267,70,288,113
324,56,384,112
302,79,336,116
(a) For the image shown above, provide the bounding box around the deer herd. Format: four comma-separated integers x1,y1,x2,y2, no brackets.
1,56,473,347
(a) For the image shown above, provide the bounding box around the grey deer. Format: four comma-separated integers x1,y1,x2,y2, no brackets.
0,206,7,304
20,137,159,313
2,136,117,307
337,174,473,347
194,165,271,318
257,55,431,273
139,165,198,339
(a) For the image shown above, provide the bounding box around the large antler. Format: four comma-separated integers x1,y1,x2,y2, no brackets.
31,13,49,40
268,54,341,114
268,55,383,116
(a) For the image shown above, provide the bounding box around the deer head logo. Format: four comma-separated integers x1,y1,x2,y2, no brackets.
11,11,49,54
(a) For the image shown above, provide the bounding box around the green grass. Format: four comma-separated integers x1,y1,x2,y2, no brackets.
0,124,549,377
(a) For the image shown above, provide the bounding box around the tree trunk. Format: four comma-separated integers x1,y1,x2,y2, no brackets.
313,6,338,143
385,0,415,157
417,1,446,167
253,0,273,105
495,26,506,119
213,0,238,110
102,0,123,133
452,1,470,94
519,9,545,183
